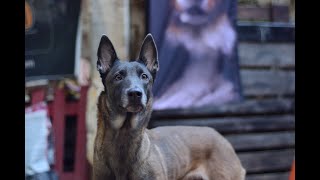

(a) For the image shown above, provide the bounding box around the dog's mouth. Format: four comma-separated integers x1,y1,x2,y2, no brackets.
127,105,143,113
120,104,143,113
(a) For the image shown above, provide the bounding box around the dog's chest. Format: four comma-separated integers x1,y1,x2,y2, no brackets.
101,133,158,179
106,160,156,180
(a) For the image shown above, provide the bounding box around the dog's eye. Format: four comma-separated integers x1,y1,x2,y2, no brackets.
141,73,149,80
114,74,123,81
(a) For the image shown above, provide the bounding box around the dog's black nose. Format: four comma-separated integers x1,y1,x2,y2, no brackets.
127,88,142,99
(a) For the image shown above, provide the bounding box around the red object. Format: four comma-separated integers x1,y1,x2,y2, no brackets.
29,86,89,180
289,160,295,180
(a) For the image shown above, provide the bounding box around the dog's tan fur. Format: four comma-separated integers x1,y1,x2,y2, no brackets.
93,92,245,180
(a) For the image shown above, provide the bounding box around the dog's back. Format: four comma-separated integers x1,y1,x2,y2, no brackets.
148,126,246,180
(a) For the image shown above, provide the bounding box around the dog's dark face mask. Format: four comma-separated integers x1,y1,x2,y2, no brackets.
97,34,159,115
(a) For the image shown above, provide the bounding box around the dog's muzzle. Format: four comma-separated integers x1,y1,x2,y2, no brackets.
125,88,144,112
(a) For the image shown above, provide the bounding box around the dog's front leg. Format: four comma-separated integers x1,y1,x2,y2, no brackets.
93,164,115,180
93,174,115,180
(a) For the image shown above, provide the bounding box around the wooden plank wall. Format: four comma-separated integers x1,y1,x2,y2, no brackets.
239,43,295,98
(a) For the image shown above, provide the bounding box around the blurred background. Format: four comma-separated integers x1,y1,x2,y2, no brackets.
25,0,295,180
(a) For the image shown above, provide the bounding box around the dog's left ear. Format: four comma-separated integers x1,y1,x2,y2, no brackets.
137,34,159,78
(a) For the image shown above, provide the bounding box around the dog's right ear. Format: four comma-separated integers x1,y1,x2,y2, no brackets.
97,35,118,75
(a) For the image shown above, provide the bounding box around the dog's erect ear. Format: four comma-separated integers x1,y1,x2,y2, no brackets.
137,34,159,77
97,35,118,74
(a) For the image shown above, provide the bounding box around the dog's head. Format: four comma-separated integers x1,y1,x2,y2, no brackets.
171,0,229,27
97,34,159,115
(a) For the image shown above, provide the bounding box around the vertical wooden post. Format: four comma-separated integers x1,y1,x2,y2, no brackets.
129,0,146,59
75,86,89,180
85,0,130,167
52,88,66,176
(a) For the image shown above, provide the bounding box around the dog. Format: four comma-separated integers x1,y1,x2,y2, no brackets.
93,34,246,180
153,0,240,110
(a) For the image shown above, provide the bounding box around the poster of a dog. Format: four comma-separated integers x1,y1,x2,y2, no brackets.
150,0,242,110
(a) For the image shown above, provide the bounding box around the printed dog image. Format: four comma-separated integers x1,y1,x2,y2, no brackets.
152,0,242,110
93,34,245,180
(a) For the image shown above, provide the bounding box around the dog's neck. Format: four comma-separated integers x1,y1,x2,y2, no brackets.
96,92,152,176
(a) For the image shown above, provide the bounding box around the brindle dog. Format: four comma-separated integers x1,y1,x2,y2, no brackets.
93,34,246,180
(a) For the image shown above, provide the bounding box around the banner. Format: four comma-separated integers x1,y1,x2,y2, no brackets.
149,0,243,110
25,0,81,81
25,102,52,176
